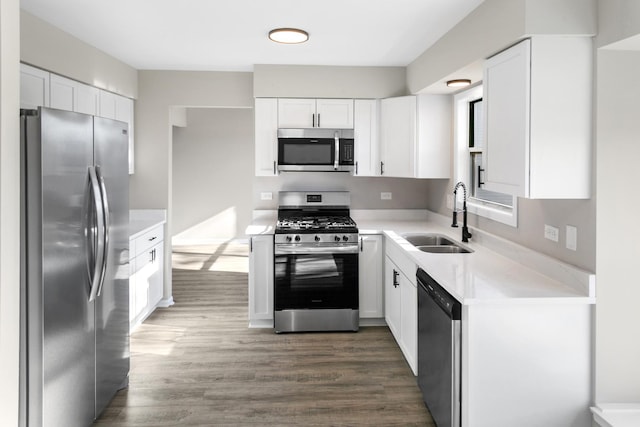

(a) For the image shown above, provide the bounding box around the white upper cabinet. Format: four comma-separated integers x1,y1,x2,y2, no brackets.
50,74,99,115
380,96,416,177
380,95,451,179
483,37,592,199
254,98,279,176
315,99,354,128
20,63,50,109
353,99,380,177
99,90,118,120
20,63,136,174
278,98,354,129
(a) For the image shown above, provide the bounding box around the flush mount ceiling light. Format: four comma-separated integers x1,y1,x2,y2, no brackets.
268,28,309,44
446,79,472,88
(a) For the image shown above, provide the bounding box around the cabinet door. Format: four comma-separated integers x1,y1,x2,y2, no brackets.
416,95,451,179
98,90,118,120
380,96,416,177
278,98,316,128
359,235,383,318
384,256,402,339
254,98,278,176
353,99,379,176
75,83,99,116
51,74,100,115
148,242,164,309
132,252,149,322
400,278,417,375
248,235,274,322
20,63,49,109
316,99,354,128
50,74,75,111
483,39,530,197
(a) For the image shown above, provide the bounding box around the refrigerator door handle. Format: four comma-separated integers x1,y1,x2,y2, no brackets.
95,166,110,297
88,166,105,302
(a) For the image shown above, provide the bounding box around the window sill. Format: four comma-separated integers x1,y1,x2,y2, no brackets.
467,198,517,227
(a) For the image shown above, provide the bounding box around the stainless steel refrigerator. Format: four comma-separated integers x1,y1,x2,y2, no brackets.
20,107,130,427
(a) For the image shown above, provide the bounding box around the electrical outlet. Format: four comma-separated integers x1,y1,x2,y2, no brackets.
381,192,392,200
260,192,272,201
544,224,559,242
566,225,577,251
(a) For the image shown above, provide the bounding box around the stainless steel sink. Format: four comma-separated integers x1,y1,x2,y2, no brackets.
401,233,473,254
402,234,456,247
415,245,472,254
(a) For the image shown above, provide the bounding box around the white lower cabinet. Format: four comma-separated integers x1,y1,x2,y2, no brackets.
358,235,383,318
248,235,274,327
384,241,418,375
129,224,164,331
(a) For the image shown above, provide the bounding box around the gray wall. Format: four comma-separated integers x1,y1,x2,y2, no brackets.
407,0,597,94
595,48,640,402
0,0,21,424
172,108,253,241
20,11,138,98
254,175,433,210
254,64,407,98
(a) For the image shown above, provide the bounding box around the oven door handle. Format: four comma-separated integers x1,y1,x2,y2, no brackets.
275,244,360,255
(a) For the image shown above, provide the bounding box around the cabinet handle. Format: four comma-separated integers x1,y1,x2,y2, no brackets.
380,161,384,175
273,161,277,175
317,113,320,127
477,165,485,187
150,248,155,263
393,270,399,288
360,237,363,252
355,161,358,175
312,114,315,128
148,236,157,242
250,237,253,252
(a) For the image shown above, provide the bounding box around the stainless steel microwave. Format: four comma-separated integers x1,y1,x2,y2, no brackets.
277,128,355,172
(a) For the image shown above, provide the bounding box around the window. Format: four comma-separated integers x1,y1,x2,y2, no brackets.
453,85,517,227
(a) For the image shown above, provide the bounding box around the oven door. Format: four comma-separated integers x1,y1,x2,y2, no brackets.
274,244,359,310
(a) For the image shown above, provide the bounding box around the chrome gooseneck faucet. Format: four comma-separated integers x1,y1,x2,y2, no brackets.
452,181,472,243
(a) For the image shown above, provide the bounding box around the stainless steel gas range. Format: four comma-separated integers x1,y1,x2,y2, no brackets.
274,191,359,333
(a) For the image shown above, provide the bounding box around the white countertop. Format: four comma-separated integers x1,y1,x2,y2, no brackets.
130,209,167,239
591,404,640,427
246,210,595,305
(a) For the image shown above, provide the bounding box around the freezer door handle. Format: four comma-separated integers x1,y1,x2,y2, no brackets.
88,166,105,302
96,165,110,297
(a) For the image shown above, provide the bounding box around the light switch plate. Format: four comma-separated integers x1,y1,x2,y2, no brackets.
260,192,272,200
544,224,559,242
566,225,577,251
381,192,392,200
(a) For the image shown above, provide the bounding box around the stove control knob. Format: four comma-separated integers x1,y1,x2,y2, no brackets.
286,235,292,242
294,235,301,242
314,235,321,242
334,235,341,242
343,235,349,242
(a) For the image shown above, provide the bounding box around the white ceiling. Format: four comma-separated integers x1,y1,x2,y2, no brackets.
20,0,484,71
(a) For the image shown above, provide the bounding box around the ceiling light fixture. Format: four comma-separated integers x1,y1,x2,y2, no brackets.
268,28,309,44
446,79,472,88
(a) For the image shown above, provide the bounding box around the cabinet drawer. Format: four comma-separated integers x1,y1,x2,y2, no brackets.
133,224,164,256
385,239,417,285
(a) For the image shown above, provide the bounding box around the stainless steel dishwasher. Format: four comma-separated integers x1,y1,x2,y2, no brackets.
417,268,462,427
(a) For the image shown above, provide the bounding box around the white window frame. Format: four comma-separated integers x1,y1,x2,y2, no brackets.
453,85,518,227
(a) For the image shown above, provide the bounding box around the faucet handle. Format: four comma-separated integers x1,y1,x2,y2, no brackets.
451,211,459,228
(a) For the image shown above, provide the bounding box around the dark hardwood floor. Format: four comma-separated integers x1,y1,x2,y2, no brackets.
95,243,434,426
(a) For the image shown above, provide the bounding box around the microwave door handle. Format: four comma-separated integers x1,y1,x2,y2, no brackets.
334,132,339,170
